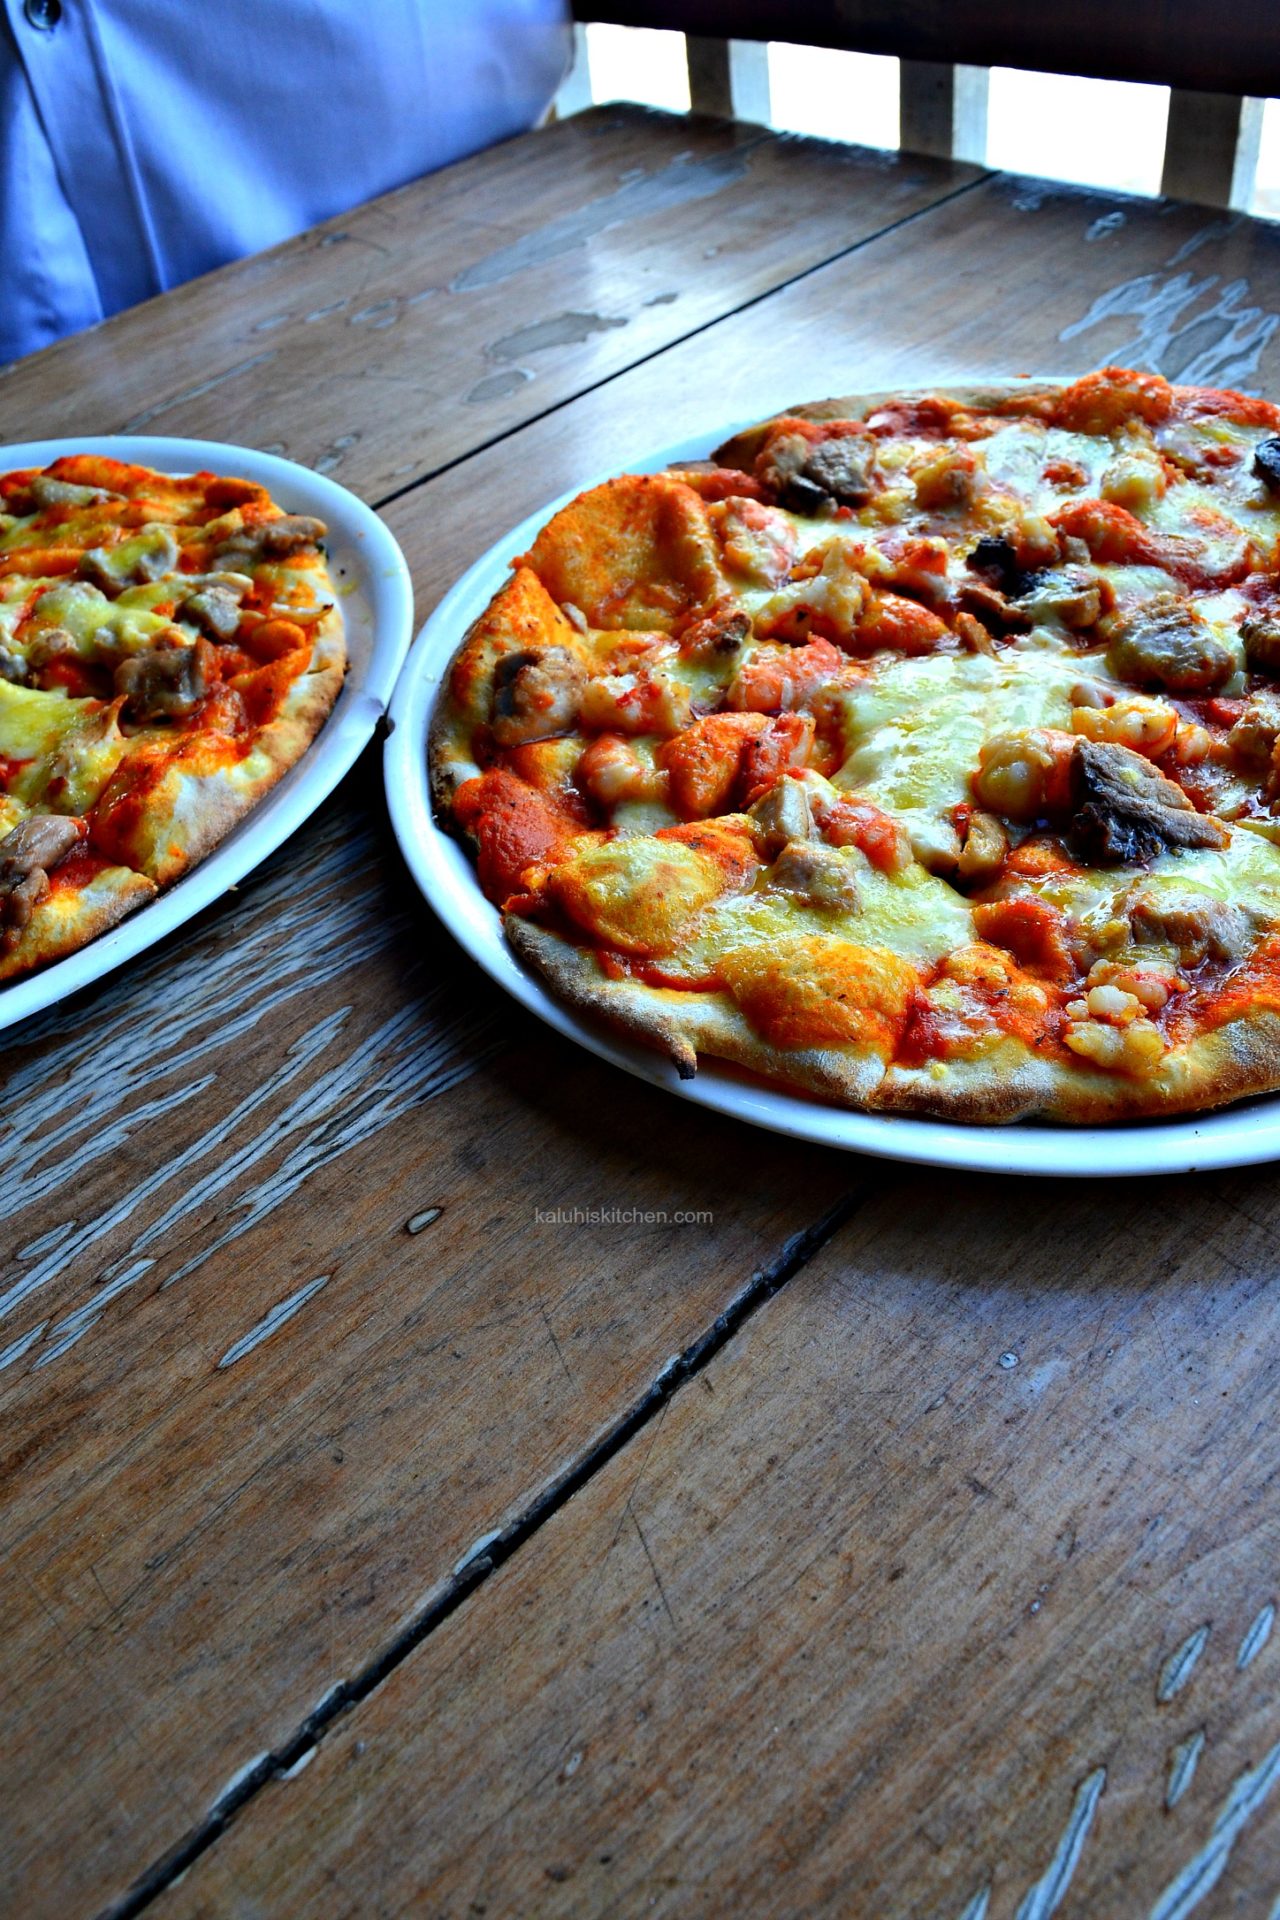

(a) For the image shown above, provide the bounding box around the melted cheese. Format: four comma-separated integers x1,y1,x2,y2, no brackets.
833,638,1083,845
29,581,170,656
0,681,96,764
23,703,132,814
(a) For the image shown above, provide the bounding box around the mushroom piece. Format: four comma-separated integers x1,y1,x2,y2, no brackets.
1105,592,1234,694
0,814,84,930
1227,691,1280,769
956,809,1009,883
965,535,1024,595
115,636,216,720
1015,566,1104,632
1068,738,1228,865
762,431,878,514
213,514,327,563
798,436,878,508
1253,436,1280,491
1241,610,1280,676
767,839,862,913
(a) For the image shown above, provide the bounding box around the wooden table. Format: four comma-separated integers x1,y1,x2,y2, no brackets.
4,104,1280,1920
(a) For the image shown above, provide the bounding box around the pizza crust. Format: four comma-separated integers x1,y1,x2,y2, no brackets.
0,864,156,983
508,917,905,1109
510,915,1280,1126
713,380,1068,471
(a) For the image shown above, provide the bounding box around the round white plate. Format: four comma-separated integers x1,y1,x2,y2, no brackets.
0,435,414,1035
385,423,1280,1178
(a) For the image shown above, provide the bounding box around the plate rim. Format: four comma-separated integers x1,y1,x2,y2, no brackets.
0,432,415,1035
384,414,1280,1178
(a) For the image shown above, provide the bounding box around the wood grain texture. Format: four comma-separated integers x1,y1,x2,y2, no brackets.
0,759,852,1920
160,1167,1280,1918
8,125,1280,1920
0,105,976,505
382,172,1280,617
1161,90,1249,209
0,111,984,1918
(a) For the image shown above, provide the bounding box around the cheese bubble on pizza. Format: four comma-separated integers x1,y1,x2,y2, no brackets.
431,369,1280,1124
0,453,345,983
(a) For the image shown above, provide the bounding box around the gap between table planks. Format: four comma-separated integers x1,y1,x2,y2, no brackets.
161,1168,1280,1920
0,109,981,1920
5,144,1280,1920
0,105,980,507
152,172,1280,1912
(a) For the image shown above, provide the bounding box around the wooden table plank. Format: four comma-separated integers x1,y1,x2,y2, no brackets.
9,157,1280,1919
0,110,991,1918
162,1165,1280,1919
0,753,855,1920
0,107,978,505
377,177,1280,672
133,172,1280,1916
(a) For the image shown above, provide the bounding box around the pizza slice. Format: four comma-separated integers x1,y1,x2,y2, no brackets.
0,453,346,982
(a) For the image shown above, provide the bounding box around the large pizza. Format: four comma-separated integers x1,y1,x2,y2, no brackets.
430,368,1280,1125
0,452,344,982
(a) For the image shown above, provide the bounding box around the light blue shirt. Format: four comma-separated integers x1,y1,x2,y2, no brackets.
0,0,570,364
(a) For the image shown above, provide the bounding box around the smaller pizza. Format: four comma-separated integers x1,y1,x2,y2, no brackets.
0,452,345,982
431,369,1280,1125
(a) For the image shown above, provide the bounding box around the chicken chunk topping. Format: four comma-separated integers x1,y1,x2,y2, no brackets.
490,646,585,746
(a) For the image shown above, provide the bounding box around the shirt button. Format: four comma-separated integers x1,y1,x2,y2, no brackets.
24,0,62,27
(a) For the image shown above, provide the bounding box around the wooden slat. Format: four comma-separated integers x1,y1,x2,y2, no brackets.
169,167,1280,1909
0,113,987,1916
900,59,989,165
685,34,732,117
1161,89,1250,209
381,171,1280,548
575,0,1280,97
0,106,976,507
163,1164,1280,1916
684,35,771,125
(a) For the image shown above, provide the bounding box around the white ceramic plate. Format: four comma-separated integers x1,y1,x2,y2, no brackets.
385,424,1280,1177
0,435,414,1034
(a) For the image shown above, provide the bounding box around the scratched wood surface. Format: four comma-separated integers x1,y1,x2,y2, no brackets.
0,756,853,1920
164,1168,1280,1920
5,105,1280,1920
0,106,976,505
0,108,958,1920
379,181,1280,637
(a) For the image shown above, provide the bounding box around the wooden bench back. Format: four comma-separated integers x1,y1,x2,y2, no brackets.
570,0,1280,208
